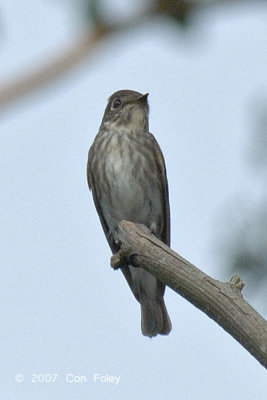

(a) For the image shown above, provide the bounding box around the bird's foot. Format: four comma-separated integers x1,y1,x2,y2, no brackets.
110,251,123,270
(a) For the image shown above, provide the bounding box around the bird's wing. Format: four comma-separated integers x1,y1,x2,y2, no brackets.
87,145,119,254
148,132,170,247
88,144,134,288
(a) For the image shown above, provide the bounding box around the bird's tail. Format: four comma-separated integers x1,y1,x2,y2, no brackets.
140,294,172,338
126,265,172,337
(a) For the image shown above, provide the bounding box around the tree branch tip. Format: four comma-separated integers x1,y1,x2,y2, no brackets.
120,219,131,226
119,220,156,241
229,274,245,292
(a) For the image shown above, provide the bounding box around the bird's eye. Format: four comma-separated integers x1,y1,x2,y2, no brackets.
111,98,121,110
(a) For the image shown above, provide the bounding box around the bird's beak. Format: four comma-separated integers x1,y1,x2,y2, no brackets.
130,93,149,105
138,93,149,102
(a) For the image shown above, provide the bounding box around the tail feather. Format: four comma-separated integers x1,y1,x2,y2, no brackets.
140,296,172,337
126,265,172,337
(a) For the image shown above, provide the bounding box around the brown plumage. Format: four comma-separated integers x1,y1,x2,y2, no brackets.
87,90,171,337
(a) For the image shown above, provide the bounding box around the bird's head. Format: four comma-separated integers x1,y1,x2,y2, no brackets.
101,90,149,132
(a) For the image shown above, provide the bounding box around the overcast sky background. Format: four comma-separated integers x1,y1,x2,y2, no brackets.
1,1,267,399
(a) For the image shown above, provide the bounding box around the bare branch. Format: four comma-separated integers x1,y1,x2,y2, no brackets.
111,220,267,369
0,11,152,111
1,0,263,110
0,26,109,110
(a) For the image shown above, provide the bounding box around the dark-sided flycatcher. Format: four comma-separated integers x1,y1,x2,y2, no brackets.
87,90,171,337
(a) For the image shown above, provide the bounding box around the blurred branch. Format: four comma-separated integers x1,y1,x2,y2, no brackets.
225,101,267,290
0,0,264,110
0,25,108,110
111,220,267,369
0,11,150,110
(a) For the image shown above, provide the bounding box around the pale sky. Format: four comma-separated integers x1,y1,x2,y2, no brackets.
1,1,267,399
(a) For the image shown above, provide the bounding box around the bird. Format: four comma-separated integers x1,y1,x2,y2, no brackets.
87,89,171,337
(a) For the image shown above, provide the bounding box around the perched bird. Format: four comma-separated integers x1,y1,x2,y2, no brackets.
87,90,171,337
